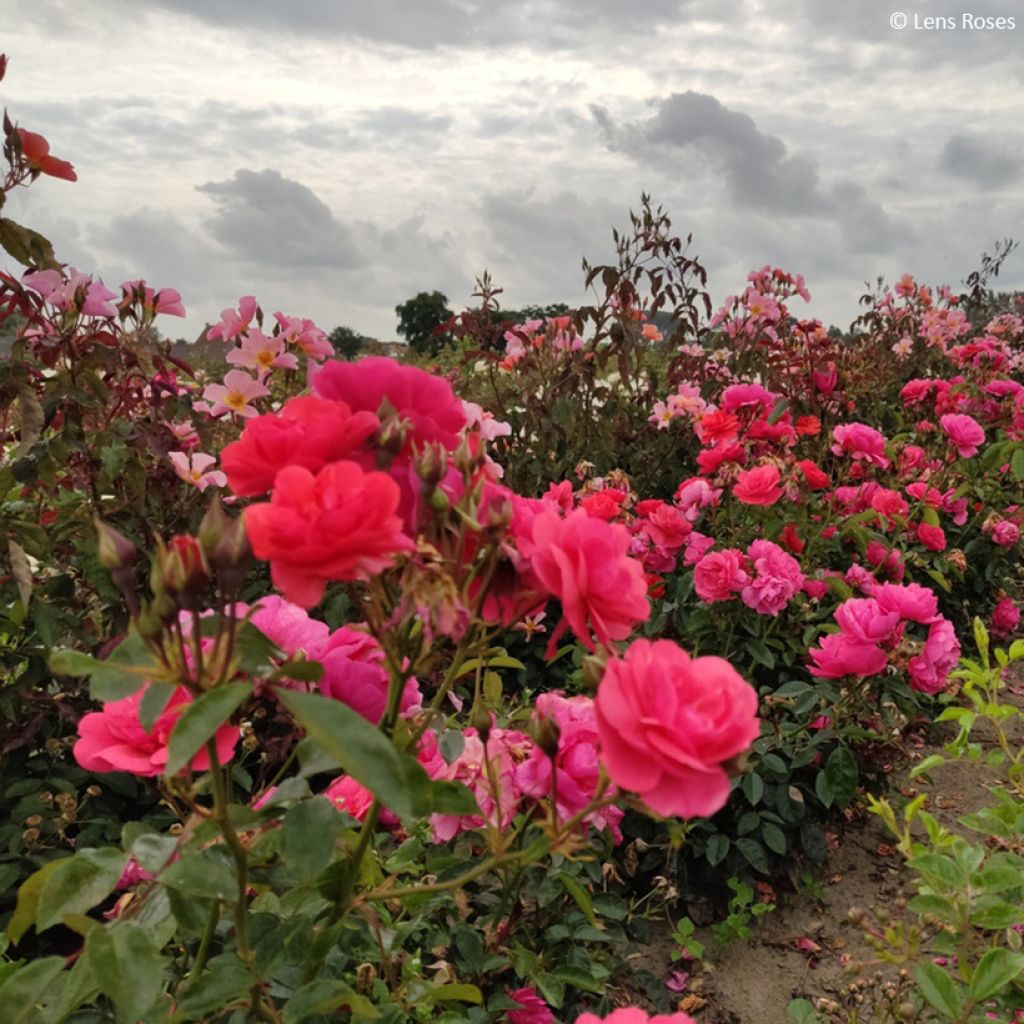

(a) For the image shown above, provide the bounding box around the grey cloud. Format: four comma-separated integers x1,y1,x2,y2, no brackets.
940,133,1021,188
197,169,363,269
356,107,453,139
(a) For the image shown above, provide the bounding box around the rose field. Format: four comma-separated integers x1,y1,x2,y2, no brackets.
3,52,1024,1024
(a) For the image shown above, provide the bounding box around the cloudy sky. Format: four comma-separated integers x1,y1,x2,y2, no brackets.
5,0,1023,340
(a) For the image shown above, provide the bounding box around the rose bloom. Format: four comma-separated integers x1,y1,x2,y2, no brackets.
507,988,554,1024
939,413,985,458
244,461,414,608
908,618,961,694
808,632,889,679
991,596,1020,638
870,582,939,624
732,464,783,506
521,507,649,654
576,1012,696,1024
917,522,947,552
313,356,466,454
991,520,1020,548
515,692,624,841
323,775,398,827
696,442,745,476
740,540,804,617
834,597,901,645
796,459,829,490
693,548,749,603
75,686,240,776
831,423,890,468
595,638,760,819
221,395,379,497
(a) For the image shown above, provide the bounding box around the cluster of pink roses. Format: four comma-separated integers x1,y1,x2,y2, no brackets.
693,539,804,617
507,988,695,1024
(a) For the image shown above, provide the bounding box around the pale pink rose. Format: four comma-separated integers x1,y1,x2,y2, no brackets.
248,594,330,655
740,540,804,616
202,369,270,418
168,450,227,492
693,548,749,603
595,638,760,819
939,413,985,458
682,530,715,566
226,328,300,379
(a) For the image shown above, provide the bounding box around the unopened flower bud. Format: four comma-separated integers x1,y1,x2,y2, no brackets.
209,516,254,592
95,518,136,572
470,702,493,744
532,715,561,759
429,489,450,515
160,535,209,611
198,496,230,559
453,434,485,475
581,653,607,691
136,602,165,640
413,443,448,489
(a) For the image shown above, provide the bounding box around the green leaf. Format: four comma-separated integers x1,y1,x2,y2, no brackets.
0,956,65,1024
740,772,764,806
735,837,769,874
281,797,342,881
913,962,964,1019
165,682,252,776
787,998,821,1023
49,633,162,702
85,922,166,1024
547,965,603,994
138,681,175,732
824,747,858,809
422,983,484,1005
0,217,59,270
557,871,597,926
160,849,238,901
762,823,787,855
909,754,946,780
8,858,70,944
276,689,478,824
706,834,730,867
1011,447,1024,482
912,853,966,894
969,948,1024,1001
174,955,252,1020
283,979,379,1022
268,659,324,683
36,848,126,932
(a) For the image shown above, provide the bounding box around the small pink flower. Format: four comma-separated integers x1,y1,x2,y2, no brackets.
732,464,783,506
226,329,299,379
991,520,1020,548
992,596,1020,638
693,548,748,602
169,451,227,491
202,369,270,419
208,295,259,342
832,423,890,468
576,1009,697,1023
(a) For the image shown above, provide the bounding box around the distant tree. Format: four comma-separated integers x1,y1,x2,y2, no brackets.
329,325,365,360
394,291,453,355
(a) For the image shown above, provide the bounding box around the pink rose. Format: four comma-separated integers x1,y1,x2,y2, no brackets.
808,633,889,679
908,619,961,694
991,596,1020,638
870,582,939,625
576,1009,697,1024
75,686,240,777
507,988,554,1024
520,507,650,654
595,639,760,819
740,540,804,616
916,522,947,552
323,775,398,827
992,520,1020,548
693,548,749,603
939,413,985,458
834,598,901,645
831,423,890,468
732,464,783,506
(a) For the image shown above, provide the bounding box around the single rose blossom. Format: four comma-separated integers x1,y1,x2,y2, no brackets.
732,464,783,506
917,522,947,552
507,987,555,1024
939,413,985,458
202,369,270,418
693,548,749,603
595,638,760,819
74,686,239,776
991,596,1020,638
169,450,226,492
244,461,414,608
808,632,889,679
831,423,890,468
576,1006,697,1023
16,127,77,181
991,520,1020,548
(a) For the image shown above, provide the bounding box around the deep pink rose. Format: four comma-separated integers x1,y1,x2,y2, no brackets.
576,1009,697,1023
870,582,939,624
323,775,398,827
244,461,414,608
693,548,749,603
831,423,890,468
740,540,804,616
520,507,649,653
732,464,783,506
991,596,1020,638
221,395,378,497
916,522,947,552
507,988,555,1024
939,413,985,458
834,598,901,645
75,687,240,776
313,356,466,454
908,619,961,694
992,520,1020,548
595,639,760,819
808,632,888,679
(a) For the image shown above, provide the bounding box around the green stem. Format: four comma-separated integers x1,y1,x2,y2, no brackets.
191,900,220,978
